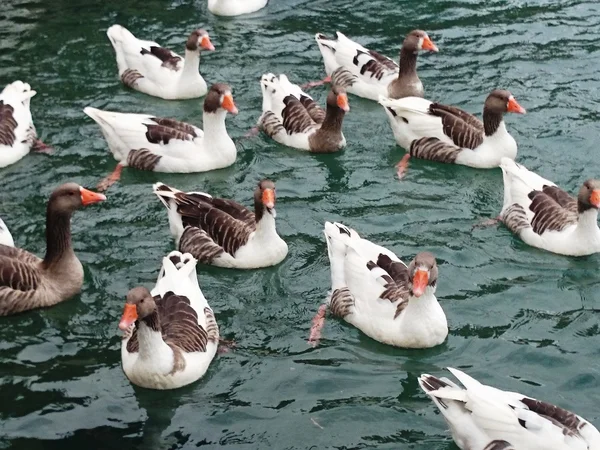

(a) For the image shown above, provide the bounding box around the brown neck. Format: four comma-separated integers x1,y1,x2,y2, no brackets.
43,207,74,266
483,106,503,136
320,104,345,134
398,47,418,78
578,200,597,215
141,310,161,332
254,198,265,223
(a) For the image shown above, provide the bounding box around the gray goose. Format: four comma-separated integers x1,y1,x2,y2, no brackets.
312,29,438,101
0,183,105,316
153,179,288,269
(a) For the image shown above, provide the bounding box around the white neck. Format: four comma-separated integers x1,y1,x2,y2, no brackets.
404,286,439,316
576,208,600,240
137,321,174,369
254,211,278,239
181,49,201,79
202,110,230,142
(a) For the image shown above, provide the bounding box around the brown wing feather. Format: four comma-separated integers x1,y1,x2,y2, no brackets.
179,227,224,264
159,292,208,353
483,441,515,450
541,185,577,212
353,49,398,81
150,117,198,137
281,95,316,135
367,49,399,72
528,190,578,235
0,255,41,292
140,46,182,71
0,101,17,146
299,95,325,124
520,397,584,438
429,103,484,149
409,137,461,164
145,124,194,145
0,245,41,265
366,254,410,319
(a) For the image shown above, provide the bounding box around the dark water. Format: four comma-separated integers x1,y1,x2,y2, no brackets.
1,0,600,448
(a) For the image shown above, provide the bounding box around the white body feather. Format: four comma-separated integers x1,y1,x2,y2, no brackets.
208,0,267,16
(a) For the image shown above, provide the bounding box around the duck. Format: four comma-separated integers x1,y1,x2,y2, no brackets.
499,157,600,256
419,367,600,450
0,183,106,316
379,89,526,169
118,251,219,390
208,0,268,16
107,25,215,100
0,218,14,247
0,80,50,168
322,221,447,348
313,30,438,101
259,73,349,153
84,83,238,191
153,180,288,269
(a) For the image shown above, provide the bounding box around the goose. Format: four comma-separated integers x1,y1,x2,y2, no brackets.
311,30,438,101
321,221,447,348
0,80,50,168
118,251,219,390
379,89,526,169
499,157,600,256
107,25,215,100
84,83,238,191
0,218,14,247
0,183,106,316
419,367,600,450
208,0,268,16
259,73,349,153
153,180,288,269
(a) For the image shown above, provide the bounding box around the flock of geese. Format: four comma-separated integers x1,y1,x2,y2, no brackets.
0,1,598,449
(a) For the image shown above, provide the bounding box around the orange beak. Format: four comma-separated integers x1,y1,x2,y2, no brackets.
118,304,138,331
412,269,429,297
591,189,600,208
507,95,526,114
262,188,275,209
200,35,215,51
337,93,349,112
422,35,439,52
80,187,106,206
221,93,238,114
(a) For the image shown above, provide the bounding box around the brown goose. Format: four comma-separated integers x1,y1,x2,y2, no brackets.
500,157,600,256
313,29,438,100
153,179,288,269
260,73,349,153
0,183,106,316
380,89,526,169
119,251,218,390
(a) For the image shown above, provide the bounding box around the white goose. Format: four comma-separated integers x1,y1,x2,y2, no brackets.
323,221,447,348
153,180,288,269
419,367,600,450
499,157,600,256
84,83,238,191
0,81,49,168
314,30,438,101
259,73,349,153
379,89,526,168
208,0,268,16
118,251,219,390
107,25,215,100
0,218,14,247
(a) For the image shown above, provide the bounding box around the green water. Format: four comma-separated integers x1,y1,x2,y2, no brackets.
1,0,600,448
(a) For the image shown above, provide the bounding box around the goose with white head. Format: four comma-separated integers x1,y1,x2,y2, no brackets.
107,25,215,100
153,180,288,269
259,73,349,152
419,367,600,450
0,183,105,316
322,221,447,348
84,83,238,191
119,251,218,390
380,89,526,169
313,29,438,101
500,158,600,256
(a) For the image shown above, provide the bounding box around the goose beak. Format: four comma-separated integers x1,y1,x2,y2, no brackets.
262,188,275,210
80,187,106,206
200,35,215,51
118,304,138,331
222,93,238,114
337,93,350,112
412,269,429,297
507,96,526,114
422,35,439,52
591,189,600,208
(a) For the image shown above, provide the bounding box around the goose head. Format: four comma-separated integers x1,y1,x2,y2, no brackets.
204,83,238,115
407,252,438,297
403,30,438,53
118,287,155,331
254,179,277,219
186,29,215,52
